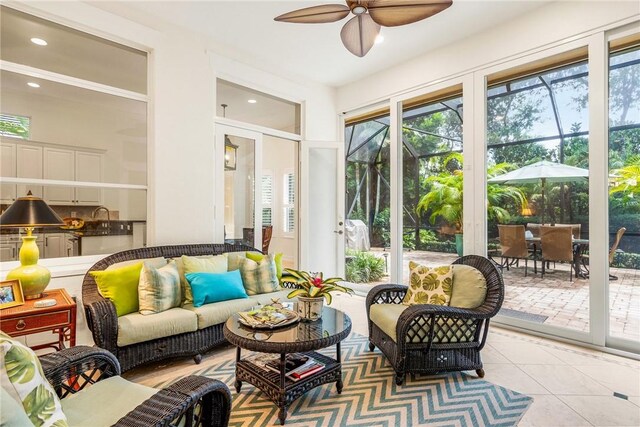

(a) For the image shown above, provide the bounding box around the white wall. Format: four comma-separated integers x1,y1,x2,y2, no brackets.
337,1,640,111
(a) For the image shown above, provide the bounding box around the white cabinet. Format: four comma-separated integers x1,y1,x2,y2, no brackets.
75,151,102,205
44,148,75,204
0,242,17,261
0,235,44,261
17,144,43,198
44,233,67,259
1,142,17,203
44,147,103,205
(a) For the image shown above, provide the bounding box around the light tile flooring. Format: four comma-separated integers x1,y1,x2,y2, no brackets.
127,292,640,426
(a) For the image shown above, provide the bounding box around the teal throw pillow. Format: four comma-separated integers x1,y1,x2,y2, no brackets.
185,270,248,307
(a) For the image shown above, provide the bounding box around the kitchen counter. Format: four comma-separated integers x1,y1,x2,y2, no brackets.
0,220,143,237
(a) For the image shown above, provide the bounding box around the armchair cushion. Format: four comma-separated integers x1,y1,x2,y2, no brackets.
60,376,156,426
403,262,453,306
248,289,292,306
450,265,488,309
0,332,68,426
369,304,475,343
117,308,198,347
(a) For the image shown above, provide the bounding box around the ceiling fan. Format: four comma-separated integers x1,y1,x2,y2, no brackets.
274,0,453,57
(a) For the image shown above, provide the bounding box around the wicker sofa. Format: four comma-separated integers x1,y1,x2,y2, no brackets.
82,243,291,372
366,255,504,385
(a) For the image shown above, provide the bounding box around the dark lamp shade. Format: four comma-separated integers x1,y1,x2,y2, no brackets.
0,194,63,227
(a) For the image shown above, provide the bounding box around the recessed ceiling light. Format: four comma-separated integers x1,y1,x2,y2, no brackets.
375,34,384,44
27,82,40,88
30,38,47,46
248,99,257,104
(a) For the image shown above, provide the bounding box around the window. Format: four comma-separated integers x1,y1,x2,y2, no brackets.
0,113,29,139
283,172,295,233
262,173,273,226
0,8,147,260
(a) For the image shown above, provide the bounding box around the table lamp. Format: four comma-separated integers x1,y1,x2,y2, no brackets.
0,191,63,299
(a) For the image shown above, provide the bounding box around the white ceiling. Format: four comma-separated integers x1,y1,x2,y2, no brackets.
113,0,552,87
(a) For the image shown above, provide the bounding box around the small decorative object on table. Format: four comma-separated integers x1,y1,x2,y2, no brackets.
0,280,25,309
284,269,353,321
238,304,299,329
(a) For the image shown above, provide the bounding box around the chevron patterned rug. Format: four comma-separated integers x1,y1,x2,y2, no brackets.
154,334,532,427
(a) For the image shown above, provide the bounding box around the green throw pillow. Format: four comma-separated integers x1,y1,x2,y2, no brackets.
91,262,144,316
402,262,453,306
138,260,182,315
179,255,228,304
449,265,488,309
246,251,284,278
0,332,69,427
239,255,280,295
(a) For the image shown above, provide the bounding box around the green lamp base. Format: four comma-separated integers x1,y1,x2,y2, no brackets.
6,233,51,300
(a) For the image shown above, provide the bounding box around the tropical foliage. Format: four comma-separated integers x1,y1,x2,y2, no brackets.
345,250,385,283
416,153,527,232
284,269,353,305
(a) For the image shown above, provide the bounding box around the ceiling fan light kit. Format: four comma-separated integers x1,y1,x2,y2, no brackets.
275,0,453,57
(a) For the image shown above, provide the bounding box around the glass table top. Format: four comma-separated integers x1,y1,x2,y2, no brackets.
225,303,352,345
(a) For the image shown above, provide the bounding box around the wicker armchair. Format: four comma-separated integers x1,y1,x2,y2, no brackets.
40,346,231,426
366,255,504,385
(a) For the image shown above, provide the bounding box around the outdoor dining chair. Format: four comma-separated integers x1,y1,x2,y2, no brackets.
555,223,581,239
540,225,574,281
498,224,537,276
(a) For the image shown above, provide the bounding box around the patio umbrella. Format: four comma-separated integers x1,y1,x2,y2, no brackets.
488,160,588,223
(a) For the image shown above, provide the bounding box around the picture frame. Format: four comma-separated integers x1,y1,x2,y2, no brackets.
0,280,25,309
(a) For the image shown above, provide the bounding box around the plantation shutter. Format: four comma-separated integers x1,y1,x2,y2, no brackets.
262,174,273,226
283,172,295,233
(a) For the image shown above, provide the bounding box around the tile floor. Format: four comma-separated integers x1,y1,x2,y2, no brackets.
127,292,640,427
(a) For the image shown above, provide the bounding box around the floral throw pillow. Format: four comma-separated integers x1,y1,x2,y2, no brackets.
402,262,453,306
0,332,68,427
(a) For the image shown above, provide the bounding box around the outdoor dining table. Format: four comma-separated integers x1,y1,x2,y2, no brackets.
526,237,589,279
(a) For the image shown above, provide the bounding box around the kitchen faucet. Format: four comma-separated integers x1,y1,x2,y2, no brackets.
92,206,110,223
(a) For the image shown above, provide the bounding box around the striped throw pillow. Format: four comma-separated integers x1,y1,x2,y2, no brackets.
138,260,182,315
239,255,280,295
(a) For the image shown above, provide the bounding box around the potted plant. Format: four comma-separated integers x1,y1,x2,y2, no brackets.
284,269,353,321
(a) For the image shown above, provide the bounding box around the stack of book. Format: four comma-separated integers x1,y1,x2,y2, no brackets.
246,353,325,381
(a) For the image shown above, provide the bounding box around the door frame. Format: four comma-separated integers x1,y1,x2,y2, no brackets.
214,124,263,248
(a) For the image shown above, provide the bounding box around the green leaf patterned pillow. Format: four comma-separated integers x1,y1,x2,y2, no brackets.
402,262,453,306
0,332,68,427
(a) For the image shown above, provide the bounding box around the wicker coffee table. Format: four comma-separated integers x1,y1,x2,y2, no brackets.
223,304,352,425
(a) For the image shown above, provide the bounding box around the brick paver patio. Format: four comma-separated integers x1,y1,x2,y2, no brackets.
354,249,640,343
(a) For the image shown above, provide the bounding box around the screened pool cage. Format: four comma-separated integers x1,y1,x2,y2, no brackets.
344,46,640,256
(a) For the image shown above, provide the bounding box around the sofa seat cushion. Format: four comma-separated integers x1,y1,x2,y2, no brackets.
183,298,257,329
247,289,292,306
61,376,156,426
369,304,475,344
117,308,198,347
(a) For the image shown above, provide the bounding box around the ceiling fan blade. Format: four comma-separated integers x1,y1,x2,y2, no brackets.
275,4,350,24
340,14,381,57
367,0,453,27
